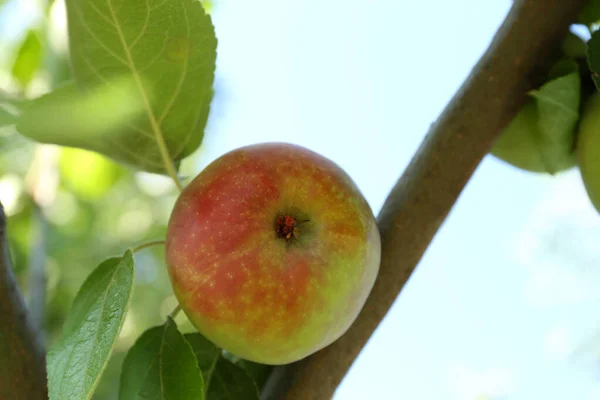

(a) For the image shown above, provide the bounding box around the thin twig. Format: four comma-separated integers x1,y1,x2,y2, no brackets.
261,0,590,398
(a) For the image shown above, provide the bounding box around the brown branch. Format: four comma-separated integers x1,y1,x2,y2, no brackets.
0,202,48,400
262,0,589,399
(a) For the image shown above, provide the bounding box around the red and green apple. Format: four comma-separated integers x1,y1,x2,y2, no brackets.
165,143,381,365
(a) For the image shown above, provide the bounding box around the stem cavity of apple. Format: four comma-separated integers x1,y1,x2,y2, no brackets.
275,215,311,241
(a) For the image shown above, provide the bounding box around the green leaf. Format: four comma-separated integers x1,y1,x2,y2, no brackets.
0,107,17,127
236,360,272,392
63,0,217,174
184,333,259,399
207,358,260,400
119,319,204,400
16,79,146,151
492,60,580,174
47,250,134,400
184,332,220,382
580,0,600,25
529,60,580,174
11,30,43,88
561,32,587,60
589,30,600,90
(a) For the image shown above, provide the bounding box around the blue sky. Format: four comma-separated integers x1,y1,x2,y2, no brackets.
203,1,600,398
3,0,600,398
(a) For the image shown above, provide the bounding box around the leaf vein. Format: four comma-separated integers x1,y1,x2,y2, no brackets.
129,0,151,50
158,3,191,123
75,3,128,66
86,2,117,28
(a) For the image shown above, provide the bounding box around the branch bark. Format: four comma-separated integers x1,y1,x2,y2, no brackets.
262,0,589,399
0,202,48,399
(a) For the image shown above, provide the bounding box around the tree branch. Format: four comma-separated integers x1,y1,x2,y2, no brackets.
262,0,589,398
27,203,48,336
0,202,48,399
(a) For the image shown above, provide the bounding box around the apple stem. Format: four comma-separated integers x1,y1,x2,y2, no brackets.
169,304,181,319
275,216,310,240
131,240,166,253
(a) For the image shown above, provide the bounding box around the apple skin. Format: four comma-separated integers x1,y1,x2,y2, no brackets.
578,92,600,213
165,142,381,365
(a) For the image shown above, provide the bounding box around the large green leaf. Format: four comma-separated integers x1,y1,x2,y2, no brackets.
119,319,204,400
61,0,217,174
17,79,146,151
0,107,17,127
47,250,134,400
529,60,580,174
0,92,28,127
11,30,43,88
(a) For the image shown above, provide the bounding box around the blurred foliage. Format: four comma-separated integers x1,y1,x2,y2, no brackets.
0,2,203,398
0,2,270,399
1,138,184,399
11,30,43,89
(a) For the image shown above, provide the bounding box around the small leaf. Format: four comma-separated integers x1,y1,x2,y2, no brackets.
207,358,260,400
47,250,134,400
529,60,580,174
184,333,259,400
184,332,219,381
237,360,272,392
11,30,43,88
64,0,217,174
120,319,204,400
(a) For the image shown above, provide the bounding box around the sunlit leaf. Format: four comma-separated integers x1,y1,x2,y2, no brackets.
47,250,134,400
119,319,204,400
0,107,17,127
11,30,43,88
17,78,146,151
63,0,217,174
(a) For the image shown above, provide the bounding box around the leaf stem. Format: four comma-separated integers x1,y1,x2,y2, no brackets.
169,305,181,319
204,350,221,396
132,240,165,253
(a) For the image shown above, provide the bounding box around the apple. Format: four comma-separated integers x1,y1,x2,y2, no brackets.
165,143,381,365
578,92,600,212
